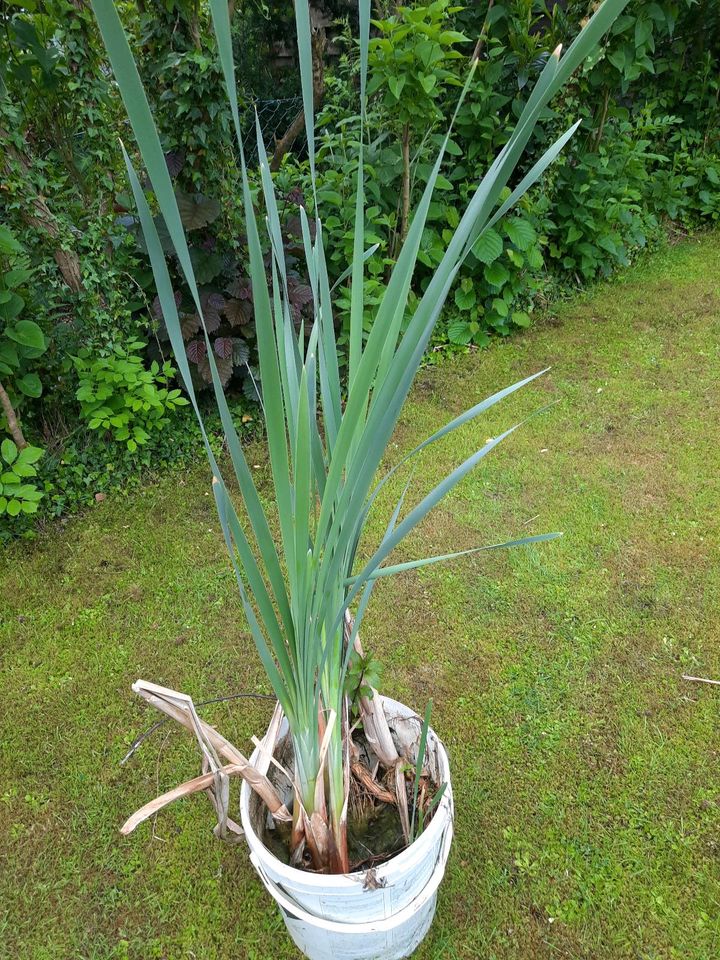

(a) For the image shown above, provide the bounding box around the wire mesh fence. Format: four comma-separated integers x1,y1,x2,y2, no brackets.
244,95,304,164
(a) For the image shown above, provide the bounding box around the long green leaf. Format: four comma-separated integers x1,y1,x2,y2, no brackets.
123,148,296,712
345,532,563,584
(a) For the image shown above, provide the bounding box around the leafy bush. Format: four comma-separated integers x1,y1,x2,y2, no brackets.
650,143,720,226
0,440,44,519
368,0,468,243
39,395,256,521
128,177,324,399
0,227,48,411
74,340,189,452
1,0,720,540
299,0,720,360
541,124,663,281
454,220,544,343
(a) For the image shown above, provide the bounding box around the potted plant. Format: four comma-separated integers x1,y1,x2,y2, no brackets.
93,0,628,956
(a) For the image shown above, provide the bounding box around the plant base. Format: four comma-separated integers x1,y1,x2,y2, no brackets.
240,696,454,960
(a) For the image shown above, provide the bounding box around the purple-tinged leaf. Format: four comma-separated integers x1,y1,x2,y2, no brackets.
180,313,201,340
165,150,186,177
201,291,225,332
233,338,250,366
224,298,253,326
226,277,252,300
285,187,305,206
198,353,233,386
214,336,233,359
284,214,315,241
186,339,206,363
289,283,313,309
152,289,181,319
288,280,314,321
176,191,221,231
204,311,221,334
206,292,226,311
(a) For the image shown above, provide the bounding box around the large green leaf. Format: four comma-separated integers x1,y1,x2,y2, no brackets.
472,227,503,264
0,226,23,254
175,192,221,231
16,372,42,398
346,533,563,584
504,218,536,251
5,319,46,351
1,439,18,465
0,341,19,370
0,292,25,321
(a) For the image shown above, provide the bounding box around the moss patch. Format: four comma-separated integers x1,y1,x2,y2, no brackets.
2,234,720,959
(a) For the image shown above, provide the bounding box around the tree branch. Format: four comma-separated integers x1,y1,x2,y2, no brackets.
0,380,27,450
270,26,326,171
0,128,84,292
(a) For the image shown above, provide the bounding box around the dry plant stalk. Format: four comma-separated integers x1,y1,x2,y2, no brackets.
344,611,400,768
121,764,246,836
121,681,291,839
350,757,396,806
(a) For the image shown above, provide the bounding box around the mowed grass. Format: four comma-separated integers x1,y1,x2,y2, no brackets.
2,234,720,960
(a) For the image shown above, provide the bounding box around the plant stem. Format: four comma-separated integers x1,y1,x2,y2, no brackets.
0,380,27,449
594,86,610,149
400,122,411,243
326,708,349,872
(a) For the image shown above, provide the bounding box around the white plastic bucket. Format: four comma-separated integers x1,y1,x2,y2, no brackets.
240,696,454,960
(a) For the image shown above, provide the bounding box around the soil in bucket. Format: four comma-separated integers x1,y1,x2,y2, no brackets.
253,729,443,873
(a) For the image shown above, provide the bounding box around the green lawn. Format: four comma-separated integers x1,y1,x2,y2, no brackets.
2,235,720,960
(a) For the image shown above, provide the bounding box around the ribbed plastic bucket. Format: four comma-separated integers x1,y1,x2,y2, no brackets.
240,696,454,960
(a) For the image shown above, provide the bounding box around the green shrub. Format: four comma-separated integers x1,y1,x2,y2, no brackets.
0,440,44,518
652,148,720,226
540,125,661,281
2,0,720,540
39,394,256,521
368,0,469,244
0,227,48,414
432,204,545,347
73,339,189,452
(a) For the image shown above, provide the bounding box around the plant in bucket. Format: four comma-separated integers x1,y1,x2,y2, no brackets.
93,0,628,956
